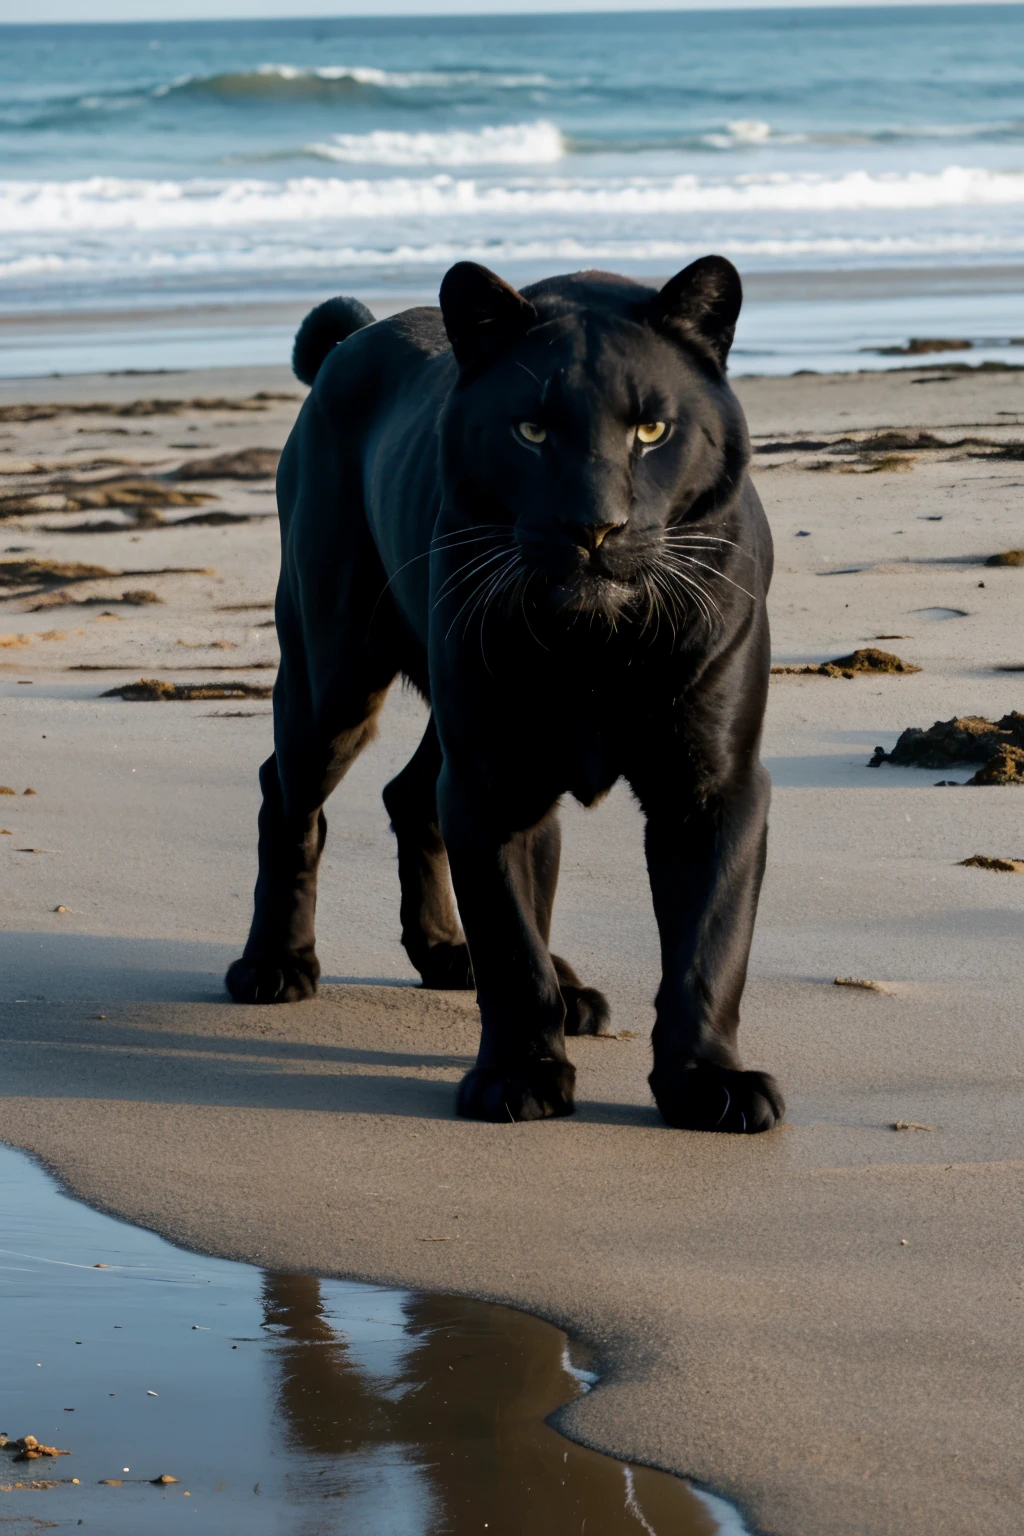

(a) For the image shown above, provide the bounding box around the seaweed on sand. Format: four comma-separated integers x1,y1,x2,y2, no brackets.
0,559,213,591
0,393,295,424
169,448,279,481
772,648,920,679
102,679,273,702
870,714,1024,784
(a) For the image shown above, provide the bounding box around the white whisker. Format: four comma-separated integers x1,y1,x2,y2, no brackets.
469,555,522,669
653,554,720,631
478,556,526,671
370,526,511,623
664,552,756,603
445,550,519,642
432,545,514,607
517,569,549,651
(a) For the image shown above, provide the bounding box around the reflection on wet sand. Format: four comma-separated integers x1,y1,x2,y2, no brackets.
261,1273,718,1533
0,1146,734,1535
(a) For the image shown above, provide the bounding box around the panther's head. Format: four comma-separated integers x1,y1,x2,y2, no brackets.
438,258,750,626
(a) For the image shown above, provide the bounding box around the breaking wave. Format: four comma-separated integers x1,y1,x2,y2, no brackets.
153,62,552,101
303,121,565,167
4,165,1024,234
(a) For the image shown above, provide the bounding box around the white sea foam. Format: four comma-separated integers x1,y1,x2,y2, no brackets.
4,165,1024,235
304,121,565,167
5,231,1024,284
256,61,551,88
701,118,810,150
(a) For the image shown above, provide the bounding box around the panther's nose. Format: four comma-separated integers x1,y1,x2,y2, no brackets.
558,519,626,553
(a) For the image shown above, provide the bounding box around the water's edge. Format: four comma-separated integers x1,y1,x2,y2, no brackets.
0,1135,751,1534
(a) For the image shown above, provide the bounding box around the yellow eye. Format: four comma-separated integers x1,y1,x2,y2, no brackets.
636,421,666,445
518,421,547,445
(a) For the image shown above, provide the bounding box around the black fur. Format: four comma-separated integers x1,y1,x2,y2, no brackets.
291,296,376,386
227,257,785,1134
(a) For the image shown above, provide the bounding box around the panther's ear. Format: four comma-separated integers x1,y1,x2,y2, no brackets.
649,256,742,369
440,261,537,372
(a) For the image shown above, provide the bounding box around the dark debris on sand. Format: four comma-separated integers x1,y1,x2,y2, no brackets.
0,393,295,424
0,477,213,522
169,448,279,481
0,558,115,587
102,678,273,701
772,647,920,679
869,713,1024,782
2,1434,71,1461
966,745,1024,785
1,559,213,592
28,587,163,610
753,431,1024,473
50,509,258,534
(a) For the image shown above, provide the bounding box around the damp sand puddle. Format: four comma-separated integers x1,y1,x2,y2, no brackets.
0,1145,738,1534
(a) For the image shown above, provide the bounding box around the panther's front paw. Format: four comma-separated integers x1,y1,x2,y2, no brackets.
562,984,612,1037
456,1058,576,1123
225,953,319,1005
650,1063,785,1134
417,941,475,991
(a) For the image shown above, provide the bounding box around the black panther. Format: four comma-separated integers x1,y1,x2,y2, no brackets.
226,256,785,1134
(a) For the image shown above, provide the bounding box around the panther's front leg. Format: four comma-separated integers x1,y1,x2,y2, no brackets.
636,762,785,1134
438,769,574,1122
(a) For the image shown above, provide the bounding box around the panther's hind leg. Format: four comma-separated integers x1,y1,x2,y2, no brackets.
226,664,393,1004
226,489,400,1003
382,714,474,990
529,811,612,1037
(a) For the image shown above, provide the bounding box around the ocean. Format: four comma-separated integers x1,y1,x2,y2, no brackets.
2,6,1024,376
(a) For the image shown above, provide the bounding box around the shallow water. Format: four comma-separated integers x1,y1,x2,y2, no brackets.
0,1143,740,1534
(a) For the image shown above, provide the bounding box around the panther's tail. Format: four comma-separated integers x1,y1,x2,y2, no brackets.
292,296,376,386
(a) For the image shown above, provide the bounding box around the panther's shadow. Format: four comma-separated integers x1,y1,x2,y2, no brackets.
0,931,654,1128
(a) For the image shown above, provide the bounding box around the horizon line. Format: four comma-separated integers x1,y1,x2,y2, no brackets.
3,0,1024,24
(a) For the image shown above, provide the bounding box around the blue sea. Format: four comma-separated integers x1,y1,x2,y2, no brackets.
2,6,1024,375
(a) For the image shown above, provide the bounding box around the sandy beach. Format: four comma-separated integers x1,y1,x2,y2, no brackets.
1,355,1022,1534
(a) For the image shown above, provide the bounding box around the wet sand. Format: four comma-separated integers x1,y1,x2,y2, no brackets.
5,262,1024,378
0,359,1022,1534
0,1143,719,1533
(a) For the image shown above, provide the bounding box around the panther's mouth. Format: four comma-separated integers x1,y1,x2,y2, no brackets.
546,569,634,618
